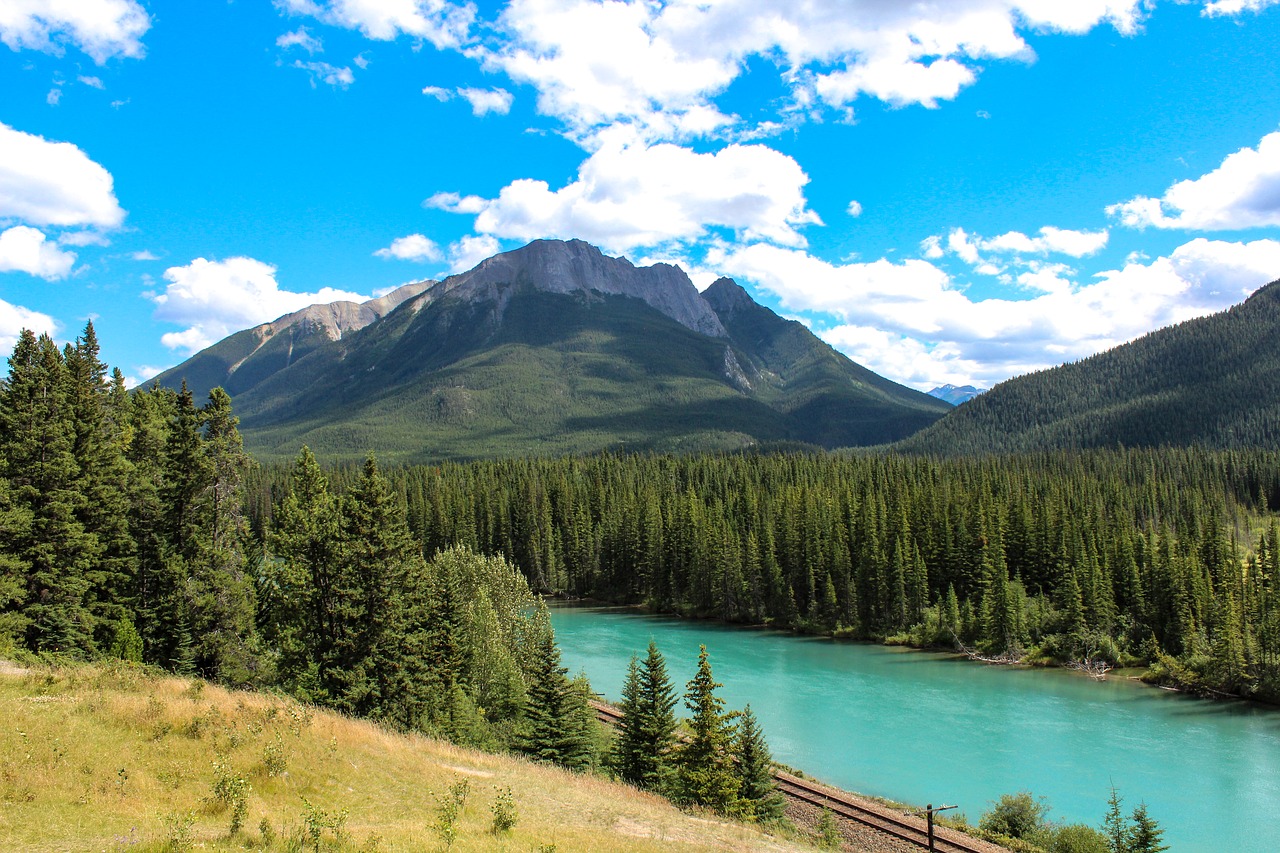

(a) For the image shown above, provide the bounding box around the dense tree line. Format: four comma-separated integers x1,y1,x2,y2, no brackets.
245,448,1280,701
0,325,598,767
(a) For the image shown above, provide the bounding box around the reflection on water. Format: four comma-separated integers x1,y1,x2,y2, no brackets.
551,603,1280,853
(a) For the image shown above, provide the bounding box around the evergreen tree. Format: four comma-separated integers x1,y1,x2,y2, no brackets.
613,640,678,791
674,644,740,813
735,704,783,822
187,387,261,684
0,332,97,654
1126,803,1167,853
519,601,594,770
267,446,342,698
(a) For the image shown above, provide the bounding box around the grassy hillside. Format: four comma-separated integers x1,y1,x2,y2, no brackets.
0,661,810,852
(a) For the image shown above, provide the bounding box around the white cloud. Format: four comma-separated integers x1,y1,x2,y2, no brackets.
422,85,514,115
131,249,158,260
292,59,354,87
1202,0,1280,15
434,137,820,253
707,237,1280,388
46,87,61,105
0,225,76,279
481,0,1145,142
151,257,370,353
77,74,104,88
981,226,1109,257
457,87,513,116
0,121,125,228
1109,130,1280,231
0,297,56,354
374,233,443,261
277,0,475,48
846,200,863,217
447,234,501,272
277,26,323,53
58,229,110,246
0,0,150,63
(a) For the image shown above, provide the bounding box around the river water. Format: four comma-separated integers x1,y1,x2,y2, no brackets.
550,603,1280,852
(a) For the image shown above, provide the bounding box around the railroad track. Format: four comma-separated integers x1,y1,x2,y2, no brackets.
588,699,992,853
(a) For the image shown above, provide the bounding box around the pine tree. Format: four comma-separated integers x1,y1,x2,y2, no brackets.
613,640,678,791
519,601,593,770
0,332,97,654
674,644,740,813
186,388,260,683
1126,803,1167,853
735,704,783,822
267,446,342,698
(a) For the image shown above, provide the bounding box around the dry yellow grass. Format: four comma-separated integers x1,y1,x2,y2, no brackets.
0,661,815,852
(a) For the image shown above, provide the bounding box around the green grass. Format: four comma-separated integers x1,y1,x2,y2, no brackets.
0,660,813,852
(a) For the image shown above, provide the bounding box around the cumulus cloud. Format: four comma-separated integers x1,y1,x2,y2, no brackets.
292,59,354,87
707,237,1280,388
1202,0,1280,15
374,233,443,261
457,87,513,116
447,234,502,272
422,85,514,115
431,137,820,252
927,225,1109,280
277,26,323,53
0,225,77,279
846,200,863,217
1109,130,1280,231
151,256,370,353
277,0,475,48
0,0,150,63
980,226,1109,257
0,121,125,228
480,0,1145,142
0,296,57,354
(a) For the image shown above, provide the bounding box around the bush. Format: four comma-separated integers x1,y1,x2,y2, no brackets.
980,791,1050,841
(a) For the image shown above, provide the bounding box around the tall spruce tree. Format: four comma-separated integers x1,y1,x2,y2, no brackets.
267,446,342,699
0,332,97,654
613,640,678,791
735,704,784,822
675,644,740,813
520,601,594,770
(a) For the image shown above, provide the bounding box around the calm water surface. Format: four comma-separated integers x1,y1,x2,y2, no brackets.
550,604,1280,853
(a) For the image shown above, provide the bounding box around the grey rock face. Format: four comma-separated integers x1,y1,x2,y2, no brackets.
407,239,727,338
265,279,434,342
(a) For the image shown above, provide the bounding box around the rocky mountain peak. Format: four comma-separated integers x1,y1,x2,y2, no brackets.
408,239,727,338
701,277,756,318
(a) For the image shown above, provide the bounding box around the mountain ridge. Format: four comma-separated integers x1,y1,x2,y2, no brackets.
899,279,1280,454
155,240,950,461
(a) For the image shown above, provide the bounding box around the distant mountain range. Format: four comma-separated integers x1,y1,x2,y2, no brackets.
156,239,950,462
899,279,1280,454
926,384,984,406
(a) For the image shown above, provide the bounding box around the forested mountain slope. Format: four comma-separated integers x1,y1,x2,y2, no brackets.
157,240,949,462
899,279,1280,454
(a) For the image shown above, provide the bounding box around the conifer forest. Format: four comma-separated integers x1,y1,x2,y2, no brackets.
2,323,1279,812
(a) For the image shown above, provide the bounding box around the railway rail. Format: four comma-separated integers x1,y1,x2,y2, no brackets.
588,699,996,853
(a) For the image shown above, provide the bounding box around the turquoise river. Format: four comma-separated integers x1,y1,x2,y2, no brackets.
550,604,1280,853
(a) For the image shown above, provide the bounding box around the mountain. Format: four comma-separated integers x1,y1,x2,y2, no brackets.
152,280,433,400
927,384,983,406
157,239,950,462
899,279,1280,454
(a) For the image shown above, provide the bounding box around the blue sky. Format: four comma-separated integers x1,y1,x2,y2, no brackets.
3,0,1280,390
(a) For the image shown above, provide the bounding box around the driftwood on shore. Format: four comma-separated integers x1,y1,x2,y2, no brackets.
1067,658,1113,680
